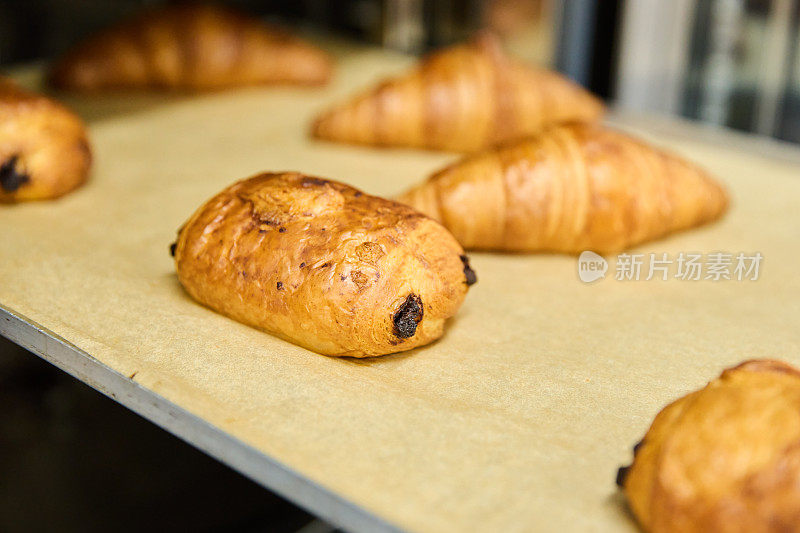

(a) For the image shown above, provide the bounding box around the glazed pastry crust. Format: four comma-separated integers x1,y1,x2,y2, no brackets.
311,33,603,152
618,360,800,533
397,124,728,253
0,78,91,202
49,4,332,91
174,172,474,357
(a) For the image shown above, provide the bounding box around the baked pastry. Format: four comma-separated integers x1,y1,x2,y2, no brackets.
617,360,800,532
396,123,728,253
173,172,476,357
0,78,91,202
49,4,332,91
311,32,603,152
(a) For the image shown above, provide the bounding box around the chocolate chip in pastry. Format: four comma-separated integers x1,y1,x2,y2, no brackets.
0,78,91,202
618,359,800,532
173,172,474,357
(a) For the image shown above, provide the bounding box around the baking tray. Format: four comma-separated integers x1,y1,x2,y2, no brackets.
2,44,800,532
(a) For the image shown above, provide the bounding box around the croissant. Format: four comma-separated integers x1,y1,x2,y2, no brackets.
617,360,800,532
397,124,728,253
0,78,91,202
311,33,603,152
173,172,476,357
49,4,332,91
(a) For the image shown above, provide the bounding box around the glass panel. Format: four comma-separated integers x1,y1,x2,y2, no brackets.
683,0,771,132
777,1,800,141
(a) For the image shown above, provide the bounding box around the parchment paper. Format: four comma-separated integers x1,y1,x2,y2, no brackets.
2,44,799,532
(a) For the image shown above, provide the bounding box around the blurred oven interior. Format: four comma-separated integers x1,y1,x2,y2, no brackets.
1,1,798,531
1,0,799,141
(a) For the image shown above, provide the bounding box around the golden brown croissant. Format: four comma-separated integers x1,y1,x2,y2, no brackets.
617,359,800,533
0,78,91,202
173,172,475,357
397,124,728,253
49,4,332,91
311,33,603,152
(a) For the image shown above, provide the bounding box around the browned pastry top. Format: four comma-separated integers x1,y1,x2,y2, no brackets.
397,123,729,253
618,359,800,532
49,4,333,91
174,172,473,356
0,78,91,202
312,33,603,152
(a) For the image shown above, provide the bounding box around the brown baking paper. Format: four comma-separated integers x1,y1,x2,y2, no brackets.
2,45,800,532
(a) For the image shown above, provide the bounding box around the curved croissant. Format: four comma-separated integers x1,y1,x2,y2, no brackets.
312,33,603,152
0,78,91,202
49,4,332,91
617,360,800,532
397,124,728,253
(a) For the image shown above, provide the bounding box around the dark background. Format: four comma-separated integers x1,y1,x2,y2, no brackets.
0,335,323,532
3,0,799,142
